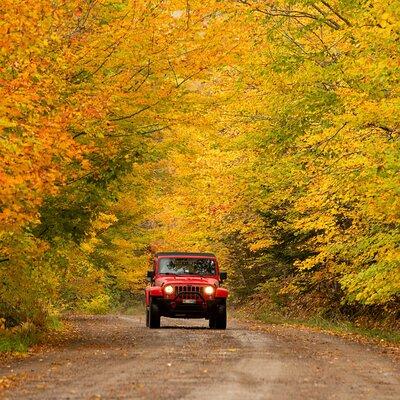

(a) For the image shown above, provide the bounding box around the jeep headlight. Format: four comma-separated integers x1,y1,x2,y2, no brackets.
204,286,214,295
164,285,174,295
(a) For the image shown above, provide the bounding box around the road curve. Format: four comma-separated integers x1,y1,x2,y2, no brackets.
0,315,399,399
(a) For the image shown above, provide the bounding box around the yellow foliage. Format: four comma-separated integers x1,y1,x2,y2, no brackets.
2,0,400,328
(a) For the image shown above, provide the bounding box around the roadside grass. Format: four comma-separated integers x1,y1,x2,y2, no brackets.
263,313,400,343
304,316,400,344
112,299,145,315
0,297,144,355
0,315,63,354
0,324,41,353
234,306,400,346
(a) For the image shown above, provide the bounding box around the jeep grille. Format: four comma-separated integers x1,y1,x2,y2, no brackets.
175,285,202,299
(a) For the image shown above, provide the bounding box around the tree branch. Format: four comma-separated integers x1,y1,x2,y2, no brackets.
312,122,348,150
168,60,180,87
108,104,154,122
73,131,87,139
320,1,352,27
106,125,170,137
127,60,151,92
238,0,341,30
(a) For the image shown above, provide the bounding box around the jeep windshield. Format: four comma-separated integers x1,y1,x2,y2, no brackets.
159,257,216,276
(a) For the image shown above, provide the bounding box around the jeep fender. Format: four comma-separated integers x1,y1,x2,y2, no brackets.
215,287,228,298
145,286,163,305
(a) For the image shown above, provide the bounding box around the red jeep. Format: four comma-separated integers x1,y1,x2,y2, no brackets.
145,252,228,329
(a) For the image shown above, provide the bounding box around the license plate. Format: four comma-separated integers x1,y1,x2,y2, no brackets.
182,299,196,304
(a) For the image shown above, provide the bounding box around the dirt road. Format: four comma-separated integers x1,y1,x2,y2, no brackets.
1,315,399,399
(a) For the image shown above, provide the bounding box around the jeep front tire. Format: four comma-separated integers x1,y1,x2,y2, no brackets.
209,301,226,330
148,299,160,329
145,306,150,327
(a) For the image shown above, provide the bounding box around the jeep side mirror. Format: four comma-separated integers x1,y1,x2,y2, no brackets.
147,270,154,281
220,271,227,281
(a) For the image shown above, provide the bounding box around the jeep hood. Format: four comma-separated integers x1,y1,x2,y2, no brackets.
155,276,219,287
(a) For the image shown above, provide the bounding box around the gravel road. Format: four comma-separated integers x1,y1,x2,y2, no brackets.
1,314,399,399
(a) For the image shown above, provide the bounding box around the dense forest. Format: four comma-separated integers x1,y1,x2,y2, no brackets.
1,0,399,332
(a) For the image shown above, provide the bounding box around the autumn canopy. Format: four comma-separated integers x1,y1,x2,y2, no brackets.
1,0,399,328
